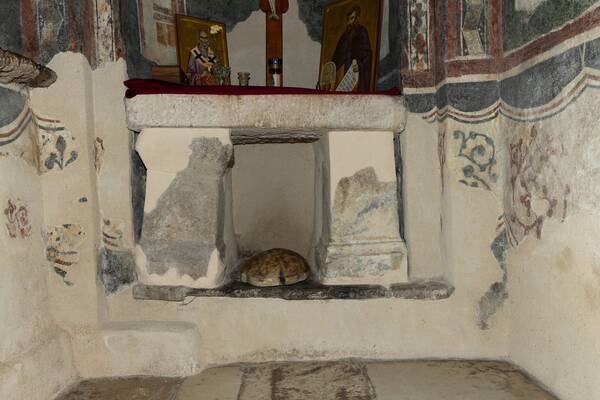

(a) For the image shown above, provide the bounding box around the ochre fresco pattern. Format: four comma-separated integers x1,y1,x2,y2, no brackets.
505,125,570,246
4,199,31,239
45,223,86,285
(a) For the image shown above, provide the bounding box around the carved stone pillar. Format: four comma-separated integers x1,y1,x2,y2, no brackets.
316,131,407,286
135,128,237,288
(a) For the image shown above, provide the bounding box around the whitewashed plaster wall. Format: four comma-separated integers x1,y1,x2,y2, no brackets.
226,0,321,260
504,88,600,400
1,53,510,389
0,53,511,391
29,53,105,334
227,0,320,88
439,115,507,330
93,61,136,251
401,114,444,280
232,143,316,258
102,111,510,373
0,94,77,399
15,51,510,379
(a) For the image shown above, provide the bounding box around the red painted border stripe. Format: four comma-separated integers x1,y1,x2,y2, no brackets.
20,0,38,60
404,5,600,88
0,109,32,139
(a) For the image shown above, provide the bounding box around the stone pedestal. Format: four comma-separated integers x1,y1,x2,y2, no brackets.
134,128,236,288
316,131,407,286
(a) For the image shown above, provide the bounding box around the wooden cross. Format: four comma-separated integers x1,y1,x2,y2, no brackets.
259,0,289,85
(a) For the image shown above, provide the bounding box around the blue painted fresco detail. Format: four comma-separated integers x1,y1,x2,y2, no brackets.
406,36,600,116
37,0,68,64
186,0,259,32
0,88,26,127
503,0,596,51
0,0,22,54
453,130,497,190
98,247,137,295
42,135,78,170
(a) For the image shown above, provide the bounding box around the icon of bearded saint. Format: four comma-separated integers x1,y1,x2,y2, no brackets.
331,5,373,92
187,30,218,86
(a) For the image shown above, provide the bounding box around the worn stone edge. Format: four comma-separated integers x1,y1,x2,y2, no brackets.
132,281,454,302
125,94,407,132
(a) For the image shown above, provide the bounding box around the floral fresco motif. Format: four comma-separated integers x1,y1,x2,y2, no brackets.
45,224,86,285
505,125,570,245
4,199,31,238
453,130,497,190
35,115,78,173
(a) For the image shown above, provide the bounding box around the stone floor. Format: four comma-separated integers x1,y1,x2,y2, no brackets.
55,360,559,400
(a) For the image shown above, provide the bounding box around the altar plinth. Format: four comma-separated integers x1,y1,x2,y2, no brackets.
125,81,408,290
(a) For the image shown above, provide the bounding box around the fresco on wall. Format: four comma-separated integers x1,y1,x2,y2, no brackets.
35,115,78,173
37,0,67,63
0,87,26,129
297,0,330,42
98,247,137,295
4,199,32,239
186,0,260,32
408,0,430,71
415,35,600,121
0,0,121,69
0,105,32,148
505,125,570,246
102,218,125,250
45,223,86,285
99,218,136,294
461,0,488,56
453,130,498,190
2,0,402,85
138,0,186,65
503,0,596,51
22,0,96,65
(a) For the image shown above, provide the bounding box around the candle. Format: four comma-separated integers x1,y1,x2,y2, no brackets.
268,58,282,87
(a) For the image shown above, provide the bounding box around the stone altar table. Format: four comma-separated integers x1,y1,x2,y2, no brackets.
125,82,408,291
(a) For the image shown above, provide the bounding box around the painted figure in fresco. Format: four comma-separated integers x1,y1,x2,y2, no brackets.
331,6,373,92
410,1,428,70
187,30,218,86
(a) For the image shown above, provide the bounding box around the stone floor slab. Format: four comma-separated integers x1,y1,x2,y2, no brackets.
366,361,558,400
55,376,182,400
54,360,560,400
176,367,242,400
238,361,376,400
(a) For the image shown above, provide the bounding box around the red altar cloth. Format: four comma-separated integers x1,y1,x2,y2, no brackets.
124,79,401,99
